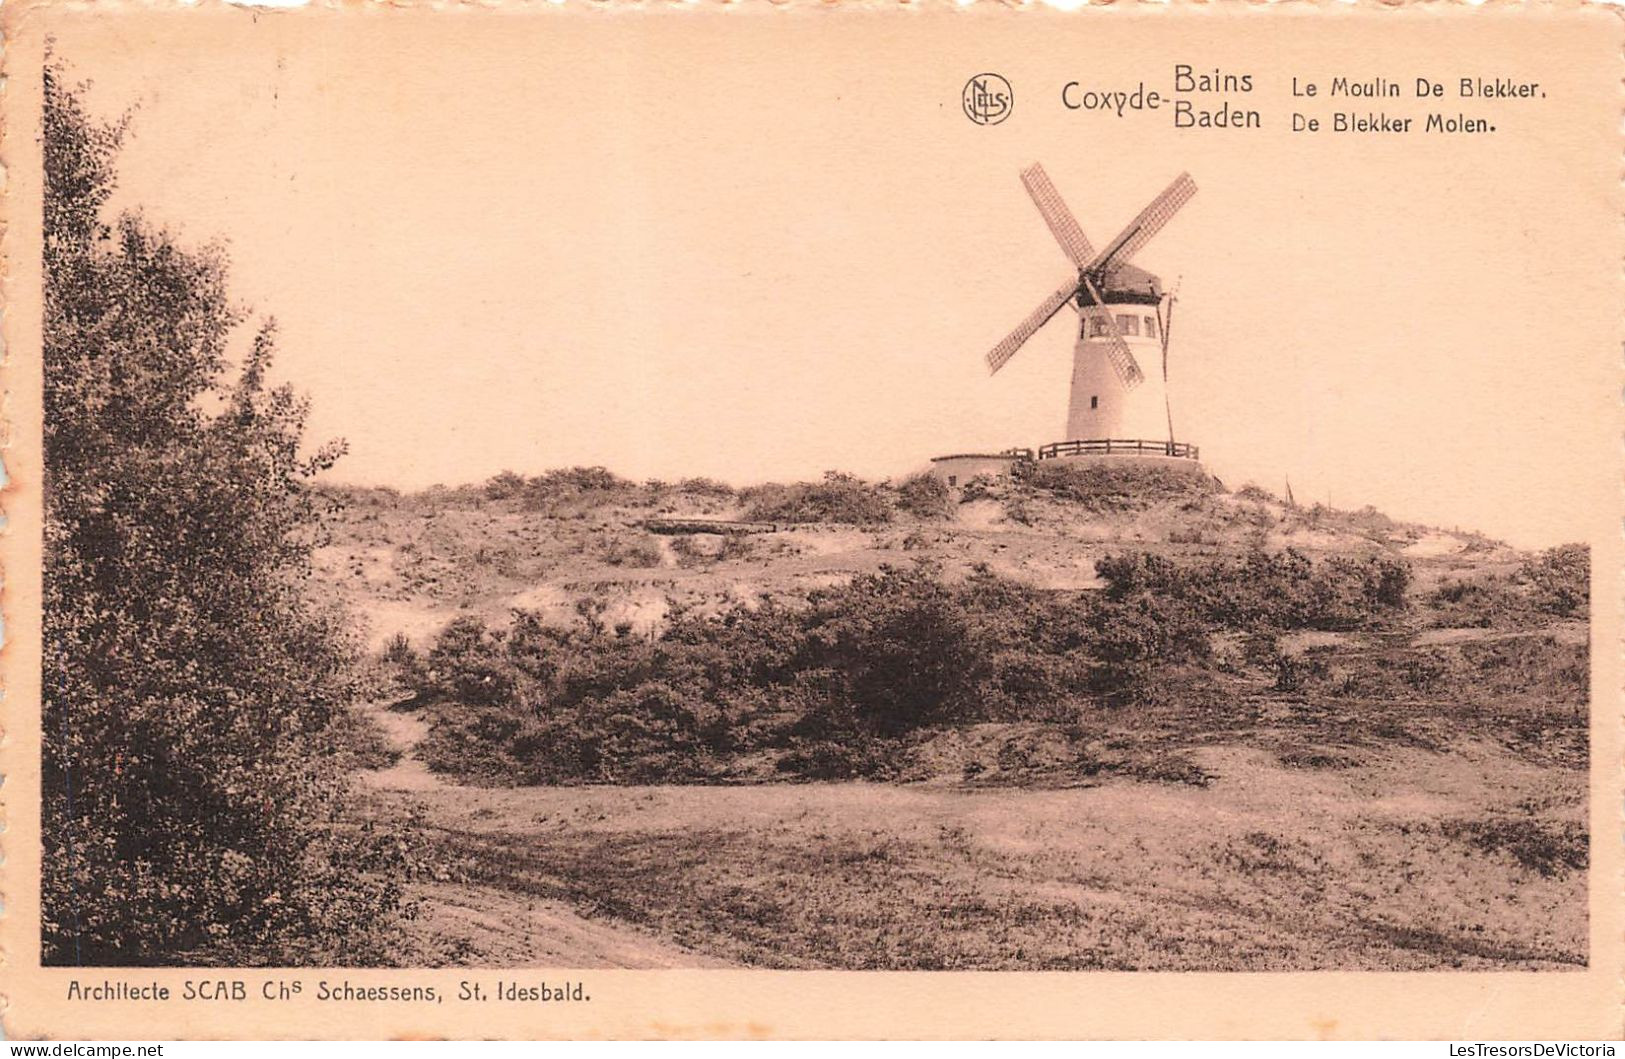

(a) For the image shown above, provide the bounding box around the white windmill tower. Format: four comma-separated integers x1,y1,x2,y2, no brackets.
985,164,1200,464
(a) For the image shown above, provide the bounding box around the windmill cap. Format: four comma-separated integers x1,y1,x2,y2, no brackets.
1089,262,1163,302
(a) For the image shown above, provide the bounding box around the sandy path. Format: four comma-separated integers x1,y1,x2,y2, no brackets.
356,700,730,967
1413,623,1588,646
360,702,445,791
398,882,732,968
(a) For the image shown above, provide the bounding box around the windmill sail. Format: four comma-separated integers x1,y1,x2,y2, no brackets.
1079,273,1145,388
983,167,1191,385
1088,172,1197,275
986,279,1078,375
1020,163,1096,269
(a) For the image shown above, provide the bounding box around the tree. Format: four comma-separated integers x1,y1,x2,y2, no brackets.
41,61,399,965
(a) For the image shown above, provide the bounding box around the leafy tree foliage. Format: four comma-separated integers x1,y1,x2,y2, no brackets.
42,63,399,964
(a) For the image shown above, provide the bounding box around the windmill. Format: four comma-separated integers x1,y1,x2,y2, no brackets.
986,164,1199,458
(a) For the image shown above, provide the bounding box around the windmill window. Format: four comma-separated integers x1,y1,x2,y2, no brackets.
1090,395,1098,409
1090,316,1112,338
1116,314,1141,336
947,475,958,487
1145,316,1159,339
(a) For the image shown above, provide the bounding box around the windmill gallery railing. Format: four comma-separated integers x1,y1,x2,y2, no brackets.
1037,439,1201,461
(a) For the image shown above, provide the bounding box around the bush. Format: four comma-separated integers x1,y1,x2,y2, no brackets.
425,616,520,706
416,703,531,786
1088,594,1212,690
801,565,986,733
602,535,664,568
1429,544,1588,627
1429,576,1518,628
1095,548,1411,631
669,533,753,567
382,631,416,668
1362,553,1412,608
740,471,893,525
958,474,1006,504
896,473,951,519
483,470,527,500
1024,463,1216,512
559,681,723,782
329,705,403,770
519,466,638,512
676,477,737,499
532,465,633,494
1522,544,1588,618
409,558,1229,784
379,628,422,673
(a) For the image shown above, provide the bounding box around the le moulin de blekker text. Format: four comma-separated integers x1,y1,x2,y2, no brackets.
1062,64,1541,128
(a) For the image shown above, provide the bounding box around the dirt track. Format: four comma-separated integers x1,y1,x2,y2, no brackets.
359,700,729,967
360,705,1585,970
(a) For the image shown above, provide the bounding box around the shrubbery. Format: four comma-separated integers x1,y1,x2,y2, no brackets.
410,544,1412,785
41,64,400,964
1522,544,1589,618
473,469,743,512
518,466,637,510
473,466,644,512
425,616,521,706
800,565,985,733
669,533,753,566
1290,502,1403,541
740,471,894,525
1087,593,1213,689
602,534,665,568
895,472,952,519
483,470,528,500
1095,548,1411,631
416,565,1110,783
379,632,426,695
1429,544,1589,627
675,477,737,499
1022,463,1218,512
958,474,1006,504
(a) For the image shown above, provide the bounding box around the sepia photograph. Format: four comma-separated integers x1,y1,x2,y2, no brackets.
4,3,1621,1041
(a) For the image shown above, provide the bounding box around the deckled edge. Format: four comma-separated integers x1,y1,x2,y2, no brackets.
1616,1,1624,1039
0,0,1618,13
0,0,1618,1043
2,0,18,1040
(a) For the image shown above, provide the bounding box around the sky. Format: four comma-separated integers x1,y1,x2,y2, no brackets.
42,8,1620,547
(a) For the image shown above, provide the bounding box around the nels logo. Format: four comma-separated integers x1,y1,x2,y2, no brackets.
962,73,1013,126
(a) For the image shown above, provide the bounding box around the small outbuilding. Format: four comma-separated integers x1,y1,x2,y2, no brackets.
927,449,1034,489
